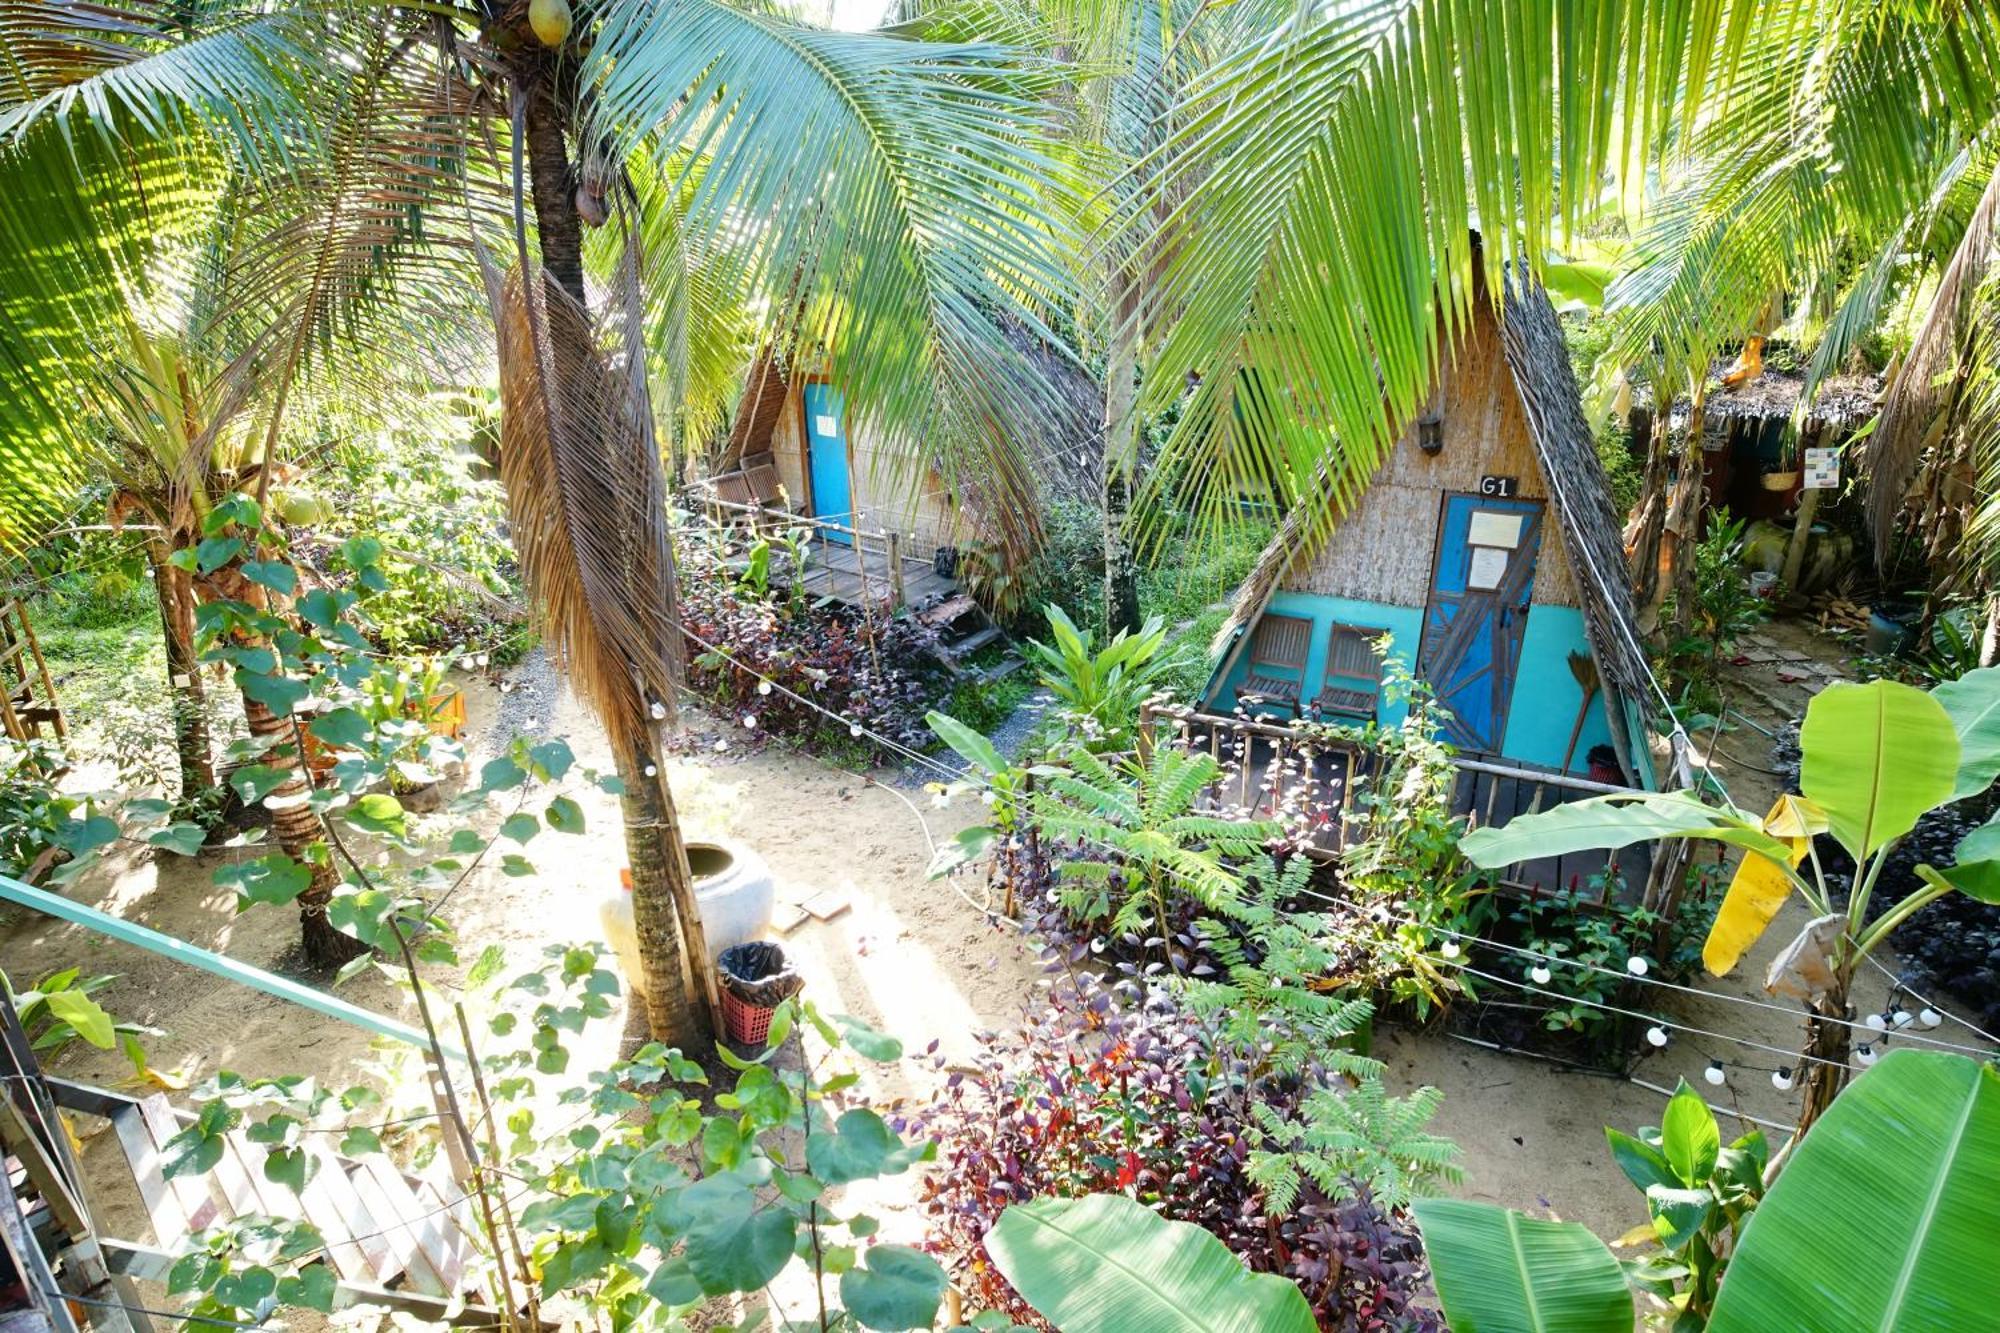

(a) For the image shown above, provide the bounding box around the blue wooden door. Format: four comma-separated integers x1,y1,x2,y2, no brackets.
801,382,853,546
1416,493,1545,753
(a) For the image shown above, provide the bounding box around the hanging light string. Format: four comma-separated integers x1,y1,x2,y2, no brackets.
1281,881,1995,1057
1862,951,2000,1044
651,608,1996,1071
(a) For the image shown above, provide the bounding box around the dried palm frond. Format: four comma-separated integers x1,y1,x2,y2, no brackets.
481,251,680,760
1868,156,2000,564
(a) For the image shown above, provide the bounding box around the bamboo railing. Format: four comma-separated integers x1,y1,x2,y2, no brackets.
1138,701,1657,906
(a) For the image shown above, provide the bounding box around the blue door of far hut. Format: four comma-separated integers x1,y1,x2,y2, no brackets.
802,382,854,545
1417,493,1545,753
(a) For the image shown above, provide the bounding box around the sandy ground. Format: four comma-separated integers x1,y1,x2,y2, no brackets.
6,618,1994,1312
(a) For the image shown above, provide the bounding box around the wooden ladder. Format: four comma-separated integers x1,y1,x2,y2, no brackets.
0,602,63,744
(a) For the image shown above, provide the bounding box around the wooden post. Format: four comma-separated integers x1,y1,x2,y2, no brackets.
886,531,906,610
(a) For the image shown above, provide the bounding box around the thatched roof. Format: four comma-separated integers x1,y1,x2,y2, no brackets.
1216,269,1650,700
1498,270,1650,697
1642,356,1882,434
715,349,793,469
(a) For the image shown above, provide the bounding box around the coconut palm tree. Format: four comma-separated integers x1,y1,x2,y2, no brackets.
0,0,1082,1040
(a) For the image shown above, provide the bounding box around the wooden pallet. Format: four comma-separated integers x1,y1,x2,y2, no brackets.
44,1080,500,1327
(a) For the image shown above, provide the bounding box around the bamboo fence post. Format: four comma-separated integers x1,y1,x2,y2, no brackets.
886,531,906,610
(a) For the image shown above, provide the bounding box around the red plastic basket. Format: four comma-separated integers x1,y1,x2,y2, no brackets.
722,989,776,1044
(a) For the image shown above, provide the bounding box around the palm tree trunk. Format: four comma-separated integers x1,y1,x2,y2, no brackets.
146,535,217,803
513,47,710,1047
618,745,703,1042
1101,283,1143,638
239,691,366,966
1624,402,1671,621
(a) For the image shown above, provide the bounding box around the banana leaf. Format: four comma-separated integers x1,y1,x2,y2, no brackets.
1412,1198,1632,1333
986,1194,1315,1333
1709,1050,2000,1331
1459,790,1790,868
1932,664,2000,800
1798,680,1957,860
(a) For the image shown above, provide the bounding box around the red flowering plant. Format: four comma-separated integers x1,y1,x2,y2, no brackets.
903,967,1447,1331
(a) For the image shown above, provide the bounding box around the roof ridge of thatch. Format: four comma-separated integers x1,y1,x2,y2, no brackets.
1497,265,1649,697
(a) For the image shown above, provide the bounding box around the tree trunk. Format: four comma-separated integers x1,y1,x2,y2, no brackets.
1100,281,1144,637
147,536,217,804
239,691,366,967
620,745,704,1045
513,46,710,1047
1653,394,1708,638
1625,403,1671,621
1795,993,1852,1136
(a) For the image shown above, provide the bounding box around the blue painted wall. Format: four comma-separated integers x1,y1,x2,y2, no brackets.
1205,592,1424,727
1204,592,1607,773
1497,606,1613,771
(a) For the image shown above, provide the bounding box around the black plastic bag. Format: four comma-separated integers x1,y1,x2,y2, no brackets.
716,941,804,1008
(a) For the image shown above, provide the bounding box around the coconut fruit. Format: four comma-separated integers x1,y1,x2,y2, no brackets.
276,492,324,527
529,0,572,47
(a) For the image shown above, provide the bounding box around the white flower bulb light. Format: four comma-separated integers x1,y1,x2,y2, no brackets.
1892,1009,1914,1029
1441,941,1461,959
1920,1007,1944,1028
1626,956,1650,977
1704,1060,1726,1086
649,700,667,720
713,738,729,752
849,723,864,739
1529,962,1552,985
1866,1012,1888,1031
1772,1067,1795,1091
643,764,657,777
742,714,758,729
1856,1043,1879,1067
1645,1026,1669,1048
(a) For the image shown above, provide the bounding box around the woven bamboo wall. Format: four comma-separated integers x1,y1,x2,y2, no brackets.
769,394,966,555
1283,302,1580,609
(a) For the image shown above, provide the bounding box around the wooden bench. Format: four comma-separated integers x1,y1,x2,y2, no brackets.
1235,613,1311,718
1310,623,1384,722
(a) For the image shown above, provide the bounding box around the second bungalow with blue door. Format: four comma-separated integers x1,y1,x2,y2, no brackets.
1202,267,1656,786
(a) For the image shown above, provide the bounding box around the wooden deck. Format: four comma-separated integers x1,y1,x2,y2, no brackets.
1143,705,1655,901
794,541,960,609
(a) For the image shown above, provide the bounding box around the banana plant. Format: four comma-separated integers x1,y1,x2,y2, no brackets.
1023,605,1172,754
1460,672,2000,1131
1415,1050,2000,1332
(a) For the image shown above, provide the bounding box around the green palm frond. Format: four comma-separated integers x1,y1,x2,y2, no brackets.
587,0,1085,559
0,117,228,541
0,1,307,169
1128,0,1867,551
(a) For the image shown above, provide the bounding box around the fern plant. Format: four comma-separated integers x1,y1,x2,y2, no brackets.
1184,854,1462,1216
1245,1081,1460,1214
1031,746,1280,938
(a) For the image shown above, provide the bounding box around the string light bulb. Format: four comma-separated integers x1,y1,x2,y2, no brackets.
1772,1067,1795,1091
1529,961,1552,985
1920,1007,1944,1028
643,764,657,777
1856,1043,1879,1067
1704,1060,1726,1086
649,700,667,720
1866,1012,1888,1032
742,714,758,729
1626,955,1650,977
758,681,773,695
713,738,729,752
1892,1009,1914,1029
1645,1025,1669,1048
849,723,864,739
1441,941,1461,959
